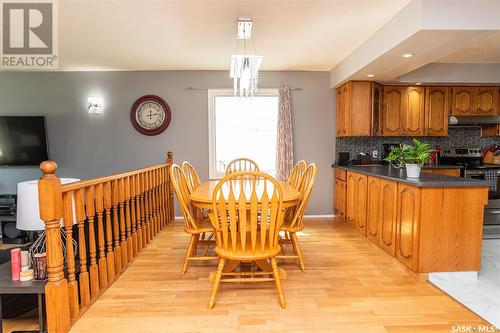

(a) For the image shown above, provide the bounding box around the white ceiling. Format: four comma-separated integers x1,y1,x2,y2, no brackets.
437,32,500,64
58,0,411,71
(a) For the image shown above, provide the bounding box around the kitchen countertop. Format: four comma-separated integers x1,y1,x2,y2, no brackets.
332,165,489,187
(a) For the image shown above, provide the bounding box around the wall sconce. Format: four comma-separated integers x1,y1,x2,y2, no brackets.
88,96,104,114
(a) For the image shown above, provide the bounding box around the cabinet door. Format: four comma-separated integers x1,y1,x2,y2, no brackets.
425,87,449,136
336,88,345,137
396,184,421,271
482,124,500,137
334,179,339,216
401,86,425,136
339,180,346,218
345,172,357,227
366,177,381,244
355,174,368,236
476,87,498,115
451,87,476,115
382,86,403,136
379,180,398,256
372,83,383,136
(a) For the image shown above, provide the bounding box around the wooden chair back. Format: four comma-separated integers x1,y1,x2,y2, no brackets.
225,158,260,175
210,171,284,254
287,163,317,230
170,164,198,231
181,161,201,192
287,160,307,189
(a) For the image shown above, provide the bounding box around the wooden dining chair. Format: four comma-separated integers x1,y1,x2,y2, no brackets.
225,158,259,175
287,160,307,189
181,161,201,193
279,163,317,272
208,171,286,309
170,164,217,273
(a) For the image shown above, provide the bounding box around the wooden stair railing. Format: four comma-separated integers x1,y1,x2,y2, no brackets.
38,152,175,333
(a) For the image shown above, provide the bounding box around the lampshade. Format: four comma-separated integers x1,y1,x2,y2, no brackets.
16,178,80,231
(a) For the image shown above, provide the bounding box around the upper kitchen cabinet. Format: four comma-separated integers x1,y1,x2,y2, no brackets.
335,81,381,137
425,87,450,136
382,86,425,136
451,87,499,116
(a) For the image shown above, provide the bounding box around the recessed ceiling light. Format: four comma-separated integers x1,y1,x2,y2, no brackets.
402,53,413,58
367,74,375,77
416,82,422,85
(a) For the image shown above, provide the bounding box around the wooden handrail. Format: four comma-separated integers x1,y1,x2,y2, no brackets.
38,151,174,333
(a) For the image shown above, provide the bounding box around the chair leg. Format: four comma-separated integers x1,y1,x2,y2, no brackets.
192,235,199,256
208,258,225,310
182,234,197,274
271,257,286,309
290,232,305,272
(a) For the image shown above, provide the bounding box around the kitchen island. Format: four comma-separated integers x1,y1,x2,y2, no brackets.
333,165,489,275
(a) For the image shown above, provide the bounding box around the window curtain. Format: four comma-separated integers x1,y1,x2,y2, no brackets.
276,85,294,181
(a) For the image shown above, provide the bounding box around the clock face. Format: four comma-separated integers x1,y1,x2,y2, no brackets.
136,101,165,130
130,95,171,136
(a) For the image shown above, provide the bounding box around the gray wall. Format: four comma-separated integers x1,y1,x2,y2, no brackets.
0,71,335,215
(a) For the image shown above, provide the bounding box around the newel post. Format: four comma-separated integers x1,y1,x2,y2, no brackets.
38,161,71,333
166,151,174,223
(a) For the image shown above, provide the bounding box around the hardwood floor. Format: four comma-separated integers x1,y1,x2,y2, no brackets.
3,219,490,332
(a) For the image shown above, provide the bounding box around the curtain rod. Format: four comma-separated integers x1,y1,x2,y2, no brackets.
186,87,302,91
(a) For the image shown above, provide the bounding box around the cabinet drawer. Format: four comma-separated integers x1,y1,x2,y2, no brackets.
334,168,347,181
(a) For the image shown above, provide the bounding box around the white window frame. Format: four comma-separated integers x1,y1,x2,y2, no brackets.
208,88,279,179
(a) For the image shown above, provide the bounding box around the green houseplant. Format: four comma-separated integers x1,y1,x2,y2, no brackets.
384,139,433,177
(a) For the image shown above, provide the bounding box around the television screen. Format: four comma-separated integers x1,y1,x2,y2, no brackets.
0,116,49,166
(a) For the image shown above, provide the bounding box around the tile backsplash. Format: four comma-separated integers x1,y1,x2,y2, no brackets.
335,127,499,161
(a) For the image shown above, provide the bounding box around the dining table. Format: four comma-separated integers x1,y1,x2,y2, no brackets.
190,179,302,280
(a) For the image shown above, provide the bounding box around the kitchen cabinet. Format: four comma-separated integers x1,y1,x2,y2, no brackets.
425,87,449,136
451,87,499,116
335,81,380,137
396,184,421,271
421,168,461,177
482,124,500,137
334,169,347,220
378,179,398,256
354,173,368,235
366,177,381,244
382,86,424,136
345,172,357,227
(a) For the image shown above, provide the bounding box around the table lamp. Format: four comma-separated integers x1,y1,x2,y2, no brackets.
16,178,80,267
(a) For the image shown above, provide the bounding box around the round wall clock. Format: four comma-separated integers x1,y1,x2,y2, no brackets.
130,95,172,136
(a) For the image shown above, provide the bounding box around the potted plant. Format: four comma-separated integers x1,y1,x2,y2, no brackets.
384,139,433,178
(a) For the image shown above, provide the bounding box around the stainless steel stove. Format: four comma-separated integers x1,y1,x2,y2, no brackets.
440,147,500,239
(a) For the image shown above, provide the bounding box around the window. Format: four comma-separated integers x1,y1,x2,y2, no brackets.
208,89,279,179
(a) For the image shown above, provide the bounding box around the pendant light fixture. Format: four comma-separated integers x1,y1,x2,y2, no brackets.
230,18,263,97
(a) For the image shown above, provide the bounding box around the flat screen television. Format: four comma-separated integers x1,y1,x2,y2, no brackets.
0,116,49,166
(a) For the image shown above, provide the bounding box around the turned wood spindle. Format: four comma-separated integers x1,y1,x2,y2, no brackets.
130,174,138,257
75,188,91,307
85,186,100,300
103,181,116,282
62,191,79,320
111,180,122,274
94,183,108,289
118,178,128,267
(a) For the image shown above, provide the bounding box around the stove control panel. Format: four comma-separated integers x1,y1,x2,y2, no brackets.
441,147,482,158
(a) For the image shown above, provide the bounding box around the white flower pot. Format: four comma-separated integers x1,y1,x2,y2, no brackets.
405,164,421,178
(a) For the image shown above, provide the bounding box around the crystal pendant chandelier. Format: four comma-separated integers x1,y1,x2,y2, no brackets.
230,19,263,97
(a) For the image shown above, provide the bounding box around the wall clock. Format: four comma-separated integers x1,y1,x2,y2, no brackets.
130,95,172,136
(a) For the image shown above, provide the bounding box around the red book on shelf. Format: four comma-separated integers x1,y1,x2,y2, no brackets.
10,248,21,281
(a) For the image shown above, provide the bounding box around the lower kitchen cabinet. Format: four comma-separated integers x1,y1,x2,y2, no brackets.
334,178,346,220
354,173,368,235
366,177,381,244
421,168,461,177
395,184,421,271
379,179,398,256
346,172,357,227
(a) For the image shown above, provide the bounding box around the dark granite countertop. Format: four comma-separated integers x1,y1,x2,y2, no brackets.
332,165,489,187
